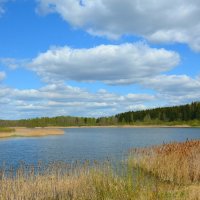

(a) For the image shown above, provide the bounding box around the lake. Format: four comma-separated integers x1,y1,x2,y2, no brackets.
0,128,200,167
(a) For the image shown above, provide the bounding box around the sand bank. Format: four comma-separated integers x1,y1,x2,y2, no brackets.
48,125,192,128
0,127,64,138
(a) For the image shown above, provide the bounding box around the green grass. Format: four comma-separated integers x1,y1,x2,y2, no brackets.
0,127,15,133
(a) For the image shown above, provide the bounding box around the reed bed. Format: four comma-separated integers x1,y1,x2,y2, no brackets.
0,140,199,199
129,140,200,185
0,161,188,200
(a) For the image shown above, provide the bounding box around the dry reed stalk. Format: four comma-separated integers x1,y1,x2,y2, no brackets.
0,161,187,200
130,140,200,185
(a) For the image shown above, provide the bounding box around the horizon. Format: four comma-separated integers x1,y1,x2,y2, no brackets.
1,101,199,121
0,1,200,120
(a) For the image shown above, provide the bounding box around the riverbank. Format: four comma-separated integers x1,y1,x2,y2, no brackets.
48,124,193,128
0,127,64,138
0,140,199,199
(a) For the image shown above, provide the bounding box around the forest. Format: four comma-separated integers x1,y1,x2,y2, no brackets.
0,102,200,127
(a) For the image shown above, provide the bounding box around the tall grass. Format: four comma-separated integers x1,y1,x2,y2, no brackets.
0,162,185,200
0,127,15,133
0,140,199,199
129,140,200,185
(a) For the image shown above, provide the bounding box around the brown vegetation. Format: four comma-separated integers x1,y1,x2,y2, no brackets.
0,127,64,138
130,140,200,184
0,161,189,200
0,140,199,199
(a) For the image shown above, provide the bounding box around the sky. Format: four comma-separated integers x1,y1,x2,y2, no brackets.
0,0,200,119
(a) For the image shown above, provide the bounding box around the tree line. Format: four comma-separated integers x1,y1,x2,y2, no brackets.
0,102,200,127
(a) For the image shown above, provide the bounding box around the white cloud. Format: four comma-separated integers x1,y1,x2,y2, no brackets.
29,43,180,85
0,71,6,81
37,0,200,51
0,58,27,69
0,73,200,119
0,83,155,119
145,75,200,104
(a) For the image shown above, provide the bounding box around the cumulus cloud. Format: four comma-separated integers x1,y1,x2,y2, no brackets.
145,75,200,104
29,43,180,85
0,71,6,81
0,73,200,119
0,83,155,119
0,58,27,69
1,73,200,119
37,0,200,51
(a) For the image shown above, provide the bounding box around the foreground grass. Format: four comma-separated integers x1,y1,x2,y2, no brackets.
0,140,199,200
130,140,200,184
129,140,200,199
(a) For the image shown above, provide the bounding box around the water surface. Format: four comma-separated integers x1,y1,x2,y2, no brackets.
0,128,199,166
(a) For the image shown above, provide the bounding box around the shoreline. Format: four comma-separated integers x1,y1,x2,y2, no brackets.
1,125,198,139
47,124,195,128
0,140,199,199
0,127,64,139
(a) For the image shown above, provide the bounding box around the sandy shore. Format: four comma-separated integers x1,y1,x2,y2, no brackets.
48,125,193,128
0,125,196,139
0,127,64,139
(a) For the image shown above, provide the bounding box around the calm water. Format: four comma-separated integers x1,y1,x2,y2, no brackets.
0,128,200,166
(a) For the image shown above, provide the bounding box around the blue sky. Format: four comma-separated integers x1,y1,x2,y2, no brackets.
0,0,200,119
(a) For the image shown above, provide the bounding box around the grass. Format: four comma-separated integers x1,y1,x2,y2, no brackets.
0,127,16,138
0,127,15,133
129,140,200,184
0,140,199,199
129,140,200,199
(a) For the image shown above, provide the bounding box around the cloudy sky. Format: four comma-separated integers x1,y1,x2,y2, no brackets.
0,0,200,119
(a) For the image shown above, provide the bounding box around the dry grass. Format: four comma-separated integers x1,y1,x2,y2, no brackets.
0,127,64,138
130,140,200,184
0,140,199,199
0,161,188,200
129,140,200,199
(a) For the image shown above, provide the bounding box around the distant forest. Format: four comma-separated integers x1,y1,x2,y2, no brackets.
0,102,200,127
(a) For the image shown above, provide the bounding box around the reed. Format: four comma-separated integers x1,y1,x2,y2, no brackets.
0,140,199,199
129,140,200,185
0,162,192,200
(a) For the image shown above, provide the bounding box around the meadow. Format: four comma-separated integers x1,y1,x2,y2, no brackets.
0,140,199,200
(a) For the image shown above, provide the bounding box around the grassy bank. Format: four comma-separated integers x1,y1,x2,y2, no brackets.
0,127,15,133
0,127,64,138
0,127,16,138
0,140,199,199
